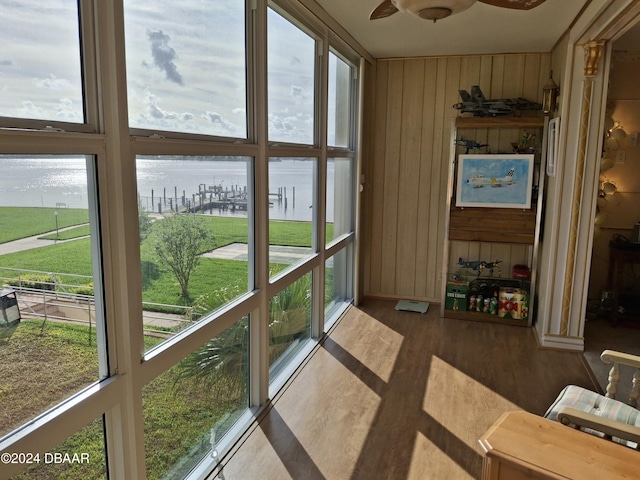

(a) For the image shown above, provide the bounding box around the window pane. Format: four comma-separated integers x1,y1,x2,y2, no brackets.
124,0,247,138
328,52,352,148
267,9,315,144
0,1,83,123
326,158,354,245
136,156,252,352
269,273,312,379
0,155,105,438
325,248,351,329
9,417,107,480
268,158,315,277
143,317,249,479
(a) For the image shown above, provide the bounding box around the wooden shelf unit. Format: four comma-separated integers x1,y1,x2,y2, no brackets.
441,116,548,327
449,205,537,244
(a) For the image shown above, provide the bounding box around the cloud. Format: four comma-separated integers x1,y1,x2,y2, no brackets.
202,111,237,134
143,89,181,120
147,29,184,85
55,98,82,121
16,100,43,118
32,74,73,90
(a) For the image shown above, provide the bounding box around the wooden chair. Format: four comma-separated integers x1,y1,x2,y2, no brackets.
544,349,640,449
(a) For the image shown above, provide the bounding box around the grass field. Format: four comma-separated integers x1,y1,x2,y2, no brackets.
2,320,240,479
0,211,334,310
0,208,331,478
0,207,89,244
39,224,91,241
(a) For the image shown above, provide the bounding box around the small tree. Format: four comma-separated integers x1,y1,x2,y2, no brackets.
138,209,153,243
153,214,212,298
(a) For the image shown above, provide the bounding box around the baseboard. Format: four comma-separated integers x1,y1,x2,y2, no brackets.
537,331,585,351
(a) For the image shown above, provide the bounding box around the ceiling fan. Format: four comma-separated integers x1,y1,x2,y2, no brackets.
370,0,547,22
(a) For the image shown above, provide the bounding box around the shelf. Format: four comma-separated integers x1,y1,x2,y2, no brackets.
444,309,528,327
455,116,545,129
449,205,536,244
441,116,547,327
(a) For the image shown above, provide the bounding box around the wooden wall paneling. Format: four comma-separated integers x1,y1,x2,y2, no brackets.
364,53,550,302
396,59,426,297
461,55,483,88
380,60,404,294
479,55,494,92
368,60,389,295
414,58,439,298
486,56,506,152
489,55,506,98
360,60,375,300
523,55,543,103
436,57,463,295
502,55,526,98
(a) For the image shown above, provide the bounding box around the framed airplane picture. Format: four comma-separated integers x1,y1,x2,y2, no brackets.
455,154,534,209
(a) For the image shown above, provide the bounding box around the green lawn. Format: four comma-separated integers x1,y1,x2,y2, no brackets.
0,214,331,309
39,224,91,241
0,211,328,478
2,320,236,480
0,207,89,244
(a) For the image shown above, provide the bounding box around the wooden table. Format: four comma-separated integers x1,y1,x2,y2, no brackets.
479,411,638,479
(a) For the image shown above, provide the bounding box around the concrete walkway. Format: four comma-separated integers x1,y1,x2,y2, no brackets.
0,226,88,255
202,242,313,264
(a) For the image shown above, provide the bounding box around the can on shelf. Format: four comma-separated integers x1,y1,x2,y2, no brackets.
483,297,490,313
469,295,477,311
476,295,483,312
490,297,498,315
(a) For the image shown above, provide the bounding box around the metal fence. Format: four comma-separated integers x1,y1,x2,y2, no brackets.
0,267,194,337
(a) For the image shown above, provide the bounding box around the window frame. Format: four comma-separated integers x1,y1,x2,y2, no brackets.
0,1,364,478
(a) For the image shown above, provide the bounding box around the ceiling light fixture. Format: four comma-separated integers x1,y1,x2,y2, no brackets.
418,7,453,21
394,0,476,22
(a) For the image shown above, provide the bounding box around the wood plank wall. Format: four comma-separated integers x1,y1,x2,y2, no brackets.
361,53,551,302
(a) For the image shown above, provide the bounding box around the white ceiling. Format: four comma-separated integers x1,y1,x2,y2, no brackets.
314,0,590,58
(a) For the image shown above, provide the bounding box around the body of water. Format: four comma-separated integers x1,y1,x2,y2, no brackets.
0,157,338,222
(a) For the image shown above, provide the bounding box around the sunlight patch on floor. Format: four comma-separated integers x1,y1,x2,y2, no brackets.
423,355,520,449
408,431,474,480
331,310,404,384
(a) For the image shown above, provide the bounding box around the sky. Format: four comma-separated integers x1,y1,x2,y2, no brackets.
0,0,320,144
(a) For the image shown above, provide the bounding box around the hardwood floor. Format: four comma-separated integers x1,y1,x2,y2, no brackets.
220,298,597,480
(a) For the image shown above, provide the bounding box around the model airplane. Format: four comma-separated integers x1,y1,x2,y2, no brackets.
456,136,489,154
453,86,542,116
458,257,502,276
466,168,516,188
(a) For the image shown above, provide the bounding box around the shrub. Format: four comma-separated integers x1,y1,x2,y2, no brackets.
5,274,57,291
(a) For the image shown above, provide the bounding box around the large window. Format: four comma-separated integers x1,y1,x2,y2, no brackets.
0,2,84,124
0,155,106,439
124,0,247,138
269,273,312,380
328,52,353,148
0,2,361,478
143,317,249,479
326,157,355,245
268,158,316,277
136,156,252,351
267,8,316,145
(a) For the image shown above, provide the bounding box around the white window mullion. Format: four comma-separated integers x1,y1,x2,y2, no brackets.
94,1,147,478
312,33,329,338
79,0,100,131
249,0,270,408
